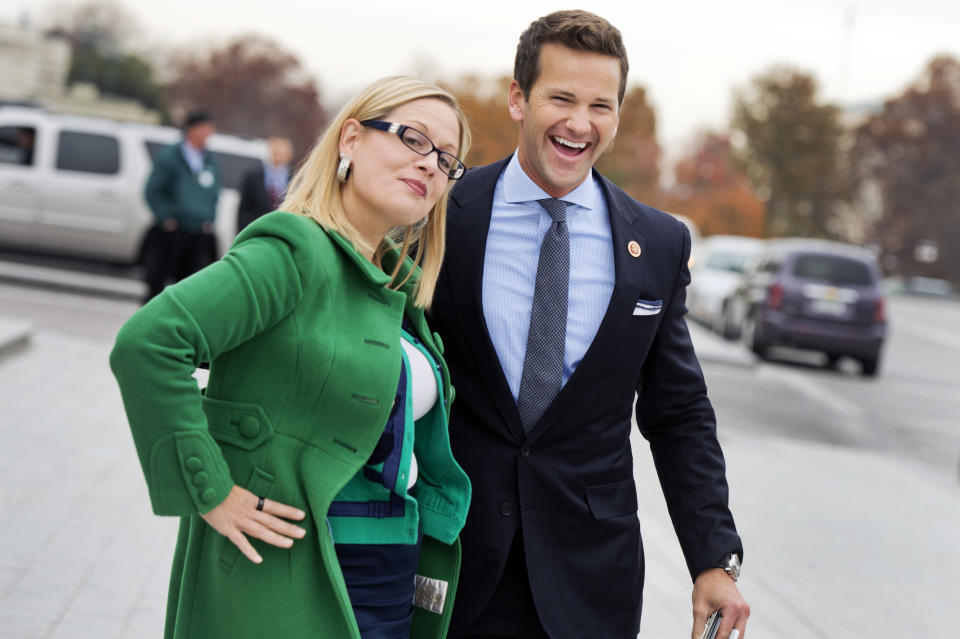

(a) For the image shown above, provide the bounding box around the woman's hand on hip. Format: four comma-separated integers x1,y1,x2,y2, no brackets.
200,485,307,564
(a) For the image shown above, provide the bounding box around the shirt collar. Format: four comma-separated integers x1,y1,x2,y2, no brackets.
501,151,595,210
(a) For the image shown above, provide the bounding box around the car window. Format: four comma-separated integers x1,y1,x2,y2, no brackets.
56,130,120,174
212,151,262,191
760,257,781,274
144,140,166,162
0,125,36,166
144,140,261,191
705,251,753,273
792,254,873,285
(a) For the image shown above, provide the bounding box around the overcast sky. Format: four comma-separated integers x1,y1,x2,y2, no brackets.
5,0,960,155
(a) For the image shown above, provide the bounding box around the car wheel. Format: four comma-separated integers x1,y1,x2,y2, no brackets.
859,355,880,377
719,303,740,340
741,313,767,359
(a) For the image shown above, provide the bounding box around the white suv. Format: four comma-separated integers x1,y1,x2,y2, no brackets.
0,106,267,264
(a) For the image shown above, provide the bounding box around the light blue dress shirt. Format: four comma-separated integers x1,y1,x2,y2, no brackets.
180,142,205,174
482,153,615,400
264,164,290,203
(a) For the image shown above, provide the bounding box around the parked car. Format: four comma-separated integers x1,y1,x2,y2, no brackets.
687,235,763,337
723,239,887,376
670,213,701,267
882,276,958,300
0,105,267,264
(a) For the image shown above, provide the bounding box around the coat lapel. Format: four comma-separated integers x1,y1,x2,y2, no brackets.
446,159,527,442
525,171,648,443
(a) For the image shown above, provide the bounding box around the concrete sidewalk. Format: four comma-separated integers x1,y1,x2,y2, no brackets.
0,315,955,638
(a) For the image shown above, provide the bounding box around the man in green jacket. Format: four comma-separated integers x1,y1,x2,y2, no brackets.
142,110,220,302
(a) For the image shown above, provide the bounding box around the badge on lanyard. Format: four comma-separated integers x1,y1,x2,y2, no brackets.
197,169,215,188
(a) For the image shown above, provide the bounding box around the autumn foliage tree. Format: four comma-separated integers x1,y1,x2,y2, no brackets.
667,132,765,237
853,55,960,284
595,86,661,205
444,74,516,168
165,36,326,162
732,67,851,239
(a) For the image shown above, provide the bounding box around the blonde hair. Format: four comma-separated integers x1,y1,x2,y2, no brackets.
279,76,471,309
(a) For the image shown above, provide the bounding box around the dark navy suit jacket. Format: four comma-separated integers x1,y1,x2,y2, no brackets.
430,158,743,638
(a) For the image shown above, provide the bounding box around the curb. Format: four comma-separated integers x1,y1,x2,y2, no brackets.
0,317,32,358
0,260,145,302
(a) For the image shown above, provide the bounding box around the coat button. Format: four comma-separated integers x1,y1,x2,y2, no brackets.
192,471,209,486
520,447,530,458
238,415,260,439
185,457,202,472
200,488,217,504
499,502,513,516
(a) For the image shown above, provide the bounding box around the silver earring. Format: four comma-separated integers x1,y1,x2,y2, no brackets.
336,154,351,183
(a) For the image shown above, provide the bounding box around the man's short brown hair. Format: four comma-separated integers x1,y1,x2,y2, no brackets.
514,10,629,104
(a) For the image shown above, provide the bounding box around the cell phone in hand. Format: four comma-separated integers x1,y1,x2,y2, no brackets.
699,610,722,639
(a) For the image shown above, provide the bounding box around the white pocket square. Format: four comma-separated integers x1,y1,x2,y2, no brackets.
633,299,662,316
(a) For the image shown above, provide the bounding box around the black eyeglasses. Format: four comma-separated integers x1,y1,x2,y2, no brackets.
361,120,466,179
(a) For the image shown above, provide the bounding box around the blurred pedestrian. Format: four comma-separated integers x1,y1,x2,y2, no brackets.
237,136,293,233
110,76,472,639
15,127,35,165
142,109,220,303
429,10,750,639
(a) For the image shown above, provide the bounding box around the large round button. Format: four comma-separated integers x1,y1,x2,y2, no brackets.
192,471,209,486
185,456,202,472
520,447,530,458
499,502,513,516
238,415,260,439
200,488,217,504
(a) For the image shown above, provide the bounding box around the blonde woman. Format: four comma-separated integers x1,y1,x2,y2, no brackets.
111,76,472,639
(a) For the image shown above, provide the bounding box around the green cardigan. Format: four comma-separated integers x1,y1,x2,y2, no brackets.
110,211,471,639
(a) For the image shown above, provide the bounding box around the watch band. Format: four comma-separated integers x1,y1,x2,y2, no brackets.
720,552,741,582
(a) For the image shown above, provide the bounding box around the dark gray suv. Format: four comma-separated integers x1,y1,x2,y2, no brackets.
723,239,887,376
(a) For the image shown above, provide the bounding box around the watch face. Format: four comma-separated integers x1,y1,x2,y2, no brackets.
724,554,741,580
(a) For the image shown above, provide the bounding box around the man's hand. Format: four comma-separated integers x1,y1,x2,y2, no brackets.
691,567,750,639
200,485,307,564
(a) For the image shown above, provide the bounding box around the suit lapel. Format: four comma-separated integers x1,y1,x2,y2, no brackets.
526,172,648,442
446,159,527,442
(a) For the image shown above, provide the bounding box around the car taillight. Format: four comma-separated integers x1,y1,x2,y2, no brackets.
767,282,784,309
874,297,886,323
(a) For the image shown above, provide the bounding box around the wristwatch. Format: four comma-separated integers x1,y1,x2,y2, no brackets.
719,553,741,582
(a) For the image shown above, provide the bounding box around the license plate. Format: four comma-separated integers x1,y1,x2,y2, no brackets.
810,299,847,316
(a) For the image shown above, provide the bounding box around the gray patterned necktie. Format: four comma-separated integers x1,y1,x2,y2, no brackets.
517,198,569,433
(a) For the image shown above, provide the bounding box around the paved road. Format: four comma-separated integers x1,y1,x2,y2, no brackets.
1,269,957,638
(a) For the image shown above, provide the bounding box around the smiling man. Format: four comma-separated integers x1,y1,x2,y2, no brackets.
430,10,750,639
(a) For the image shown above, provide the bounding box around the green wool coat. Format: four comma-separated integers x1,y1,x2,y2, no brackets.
110,211,471,639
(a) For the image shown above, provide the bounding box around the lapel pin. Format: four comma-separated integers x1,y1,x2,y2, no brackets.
628,241,642,257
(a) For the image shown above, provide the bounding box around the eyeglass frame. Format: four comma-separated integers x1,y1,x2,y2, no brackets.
360,120,466,180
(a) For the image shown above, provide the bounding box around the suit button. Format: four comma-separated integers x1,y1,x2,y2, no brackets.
520,447,530,458
200,488,217,504
192,471,209,486
499,502,513,516
238,415,260,439
185,457,202,472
